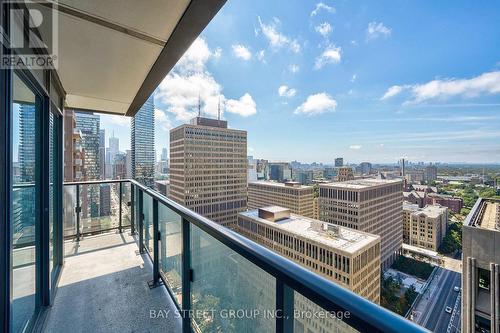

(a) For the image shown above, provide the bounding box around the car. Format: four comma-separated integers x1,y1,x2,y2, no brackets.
454,286,460,292
445,306,453,314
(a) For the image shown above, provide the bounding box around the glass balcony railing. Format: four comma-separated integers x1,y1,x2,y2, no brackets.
63,179,428,333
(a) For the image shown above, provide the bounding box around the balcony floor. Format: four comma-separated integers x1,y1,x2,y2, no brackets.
43,232,181,333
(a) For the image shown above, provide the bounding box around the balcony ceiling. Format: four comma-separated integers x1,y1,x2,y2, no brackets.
39,0,226,116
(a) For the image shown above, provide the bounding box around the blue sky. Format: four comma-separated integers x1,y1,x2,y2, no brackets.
102,0,500,164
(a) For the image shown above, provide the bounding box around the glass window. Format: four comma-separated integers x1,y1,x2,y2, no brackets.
478,268,490,291
12,72,39,332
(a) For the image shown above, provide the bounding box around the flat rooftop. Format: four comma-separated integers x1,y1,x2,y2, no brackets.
239,210,380,254
403,202,448,218
320,178,401,189
249,180,312,189
466,198,500,231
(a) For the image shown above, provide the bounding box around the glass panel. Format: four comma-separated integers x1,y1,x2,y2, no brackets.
63,185,77,237
190,224,275,333
294,291,360,333
49,111,56,282
142,193,154,254
121,182,132,227
158,204,182,306
79,183,120,234
12,72,38,332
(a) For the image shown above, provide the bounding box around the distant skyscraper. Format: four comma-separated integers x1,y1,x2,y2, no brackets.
99,129,105,180
169,116,247,227
19,104,36,182
160,148,168,161
75,112,101,180
336,166,354,181
125,149,132,179
334,157,343,167
131,96,155,188
269,162,292,182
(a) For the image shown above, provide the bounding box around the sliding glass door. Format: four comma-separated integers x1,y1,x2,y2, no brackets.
12,72,40,333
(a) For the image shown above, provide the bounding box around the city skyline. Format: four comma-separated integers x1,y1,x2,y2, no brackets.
97,0,500,164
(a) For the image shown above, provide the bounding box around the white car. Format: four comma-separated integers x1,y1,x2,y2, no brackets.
445,306,453,314
454,286,460,292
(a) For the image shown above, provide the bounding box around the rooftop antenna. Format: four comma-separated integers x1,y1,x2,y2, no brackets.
198,92,201,117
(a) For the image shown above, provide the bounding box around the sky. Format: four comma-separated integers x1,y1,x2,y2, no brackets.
101,0,500,164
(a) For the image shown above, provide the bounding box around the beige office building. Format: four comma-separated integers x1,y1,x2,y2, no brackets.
402,202,448,251
462,198,500,333
319,179,403,270
337,166,354,181
248,181,314,218
169,116,247,227
237,206,381,303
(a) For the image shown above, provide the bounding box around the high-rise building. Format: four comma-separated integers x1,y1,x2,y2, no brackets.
357,162,372,175
425,164,438,182
160,148,168,161
169,116,247,227
19,104,36,182
269,162,292,182
236,206,381,303
462,198,500,333
113,152,127,179
99,129,106,180
247,156,258,183
75,112,101,180
336,166,354,181
131,96,155,188
319,179,403,269
256,159,269,180
99,184,111,216
248,181,314,218
125,149,132,179
402,202,448,251
63,109,84,182
293,169,313,185
334,157,343,167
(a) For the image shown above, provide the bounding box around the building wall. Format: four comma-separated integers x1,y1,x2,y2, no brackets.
236,214,381,304
247,182,314,218
319,180,403,270
169,120,247,227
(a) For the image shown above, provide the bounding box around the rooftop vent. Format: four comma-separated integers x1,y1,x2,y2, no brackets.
284,181,301,187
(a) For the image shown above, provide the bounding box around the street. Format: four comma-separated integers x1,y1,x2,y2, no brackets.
412,267,461,332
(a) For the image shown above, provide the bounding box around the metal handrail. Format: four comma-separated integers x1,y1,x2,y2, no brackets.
63,179,429,333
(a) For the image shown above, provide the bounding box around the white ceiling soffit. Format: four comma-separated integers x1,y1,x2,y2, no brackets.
44,0,226,116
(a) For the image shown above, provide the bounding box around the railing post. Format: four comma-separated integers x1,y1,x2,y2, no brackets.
182,217,191,333
118,182,123,233
152,199,159,285
138,189,144,253
75,184,81,241
130,183,136,234
276,280,294,333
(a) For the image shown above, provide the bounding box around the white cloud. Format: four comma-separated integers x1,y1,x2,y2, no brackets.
366,22,391,40
225,93,257,117
232,44,252,60
349,145,362,150
311,3,335,16
380,85,406,100
289,64,300,73
314,45,341,69
154,108,172,131
213,47,222,60
294,93,337,116
380,71,500,103
278,85,297,98
351,74,357,83
315,22,332,37
155,37,257,121
256,49,265,62
257,16,301,53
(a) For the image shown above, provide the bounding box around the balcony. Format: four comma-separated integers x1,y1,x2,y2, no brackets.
44,179,428,333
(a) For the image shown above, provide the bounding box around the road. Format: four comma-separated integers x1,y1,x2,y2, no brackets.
414,268,461,332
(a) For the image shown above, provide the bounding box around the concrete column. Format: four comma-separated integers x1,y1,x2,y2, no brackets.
467,257,476,333
492,263,499,333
